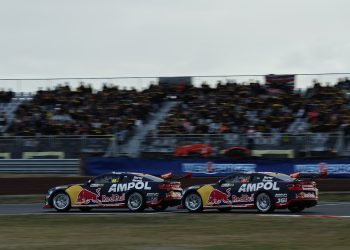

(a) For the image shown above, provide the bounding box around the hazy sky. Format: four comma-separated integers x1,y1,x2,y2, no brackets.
1,0,350,91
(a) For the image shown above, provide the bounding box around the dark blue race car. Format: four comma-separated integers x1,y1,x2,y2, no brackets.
181,172,319,213
44,172,183,212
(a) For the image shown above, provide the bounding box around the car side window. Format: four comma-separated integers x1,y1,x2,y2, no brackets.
120,175,132,183
111,175,121,183
222,176,236,185
92,175,114,184
252,175,262,182
223,175,250,184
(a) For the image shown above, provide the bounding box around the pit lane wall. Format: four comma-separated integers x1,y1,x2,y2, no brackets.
86,157,350,178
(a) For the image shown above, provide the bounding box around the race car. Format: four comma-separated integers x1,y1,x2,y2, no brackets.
44,172,182,212
182,172,319,213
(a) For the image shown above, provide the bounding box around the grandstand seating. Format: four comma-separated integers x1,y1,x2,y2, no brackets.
0,78,350,159
156,81,350,135
5,83,166,140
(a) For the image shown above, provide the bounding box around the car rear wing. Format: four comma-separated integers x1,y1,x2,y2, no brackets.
290,166,328,179
161,172,192,181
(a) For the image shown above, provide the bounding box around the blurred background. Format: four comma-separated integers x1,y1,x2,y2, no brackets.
1,75,350,178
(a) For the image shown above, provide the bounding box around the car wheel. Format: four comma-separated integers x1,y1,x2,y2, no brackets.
151,205,168,212
184,192,203,213
52,192,71,212
218,207,232,213
288,205,305,213
127,192,145,212
79,207,92,212
255,192,275,213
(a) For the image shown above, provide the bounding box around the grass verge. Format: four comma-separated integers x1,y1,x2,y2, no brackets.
0,214,349,250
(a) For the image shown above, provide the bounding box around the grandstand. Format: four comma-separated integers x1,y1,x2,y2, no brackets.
1,75,350,160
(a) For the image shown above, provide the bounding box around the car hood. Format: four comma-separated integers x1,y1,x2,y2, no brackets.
50,183,82,191
185,183,216,191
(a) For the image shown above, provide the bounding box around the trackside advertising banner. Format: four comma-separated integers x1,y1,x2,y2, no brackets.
85,158,350,178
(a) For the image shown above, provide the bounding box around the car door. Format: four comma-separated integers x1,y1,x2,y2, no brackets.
76,174,111,206
231,173,256,205
103,174,131,205
216,173,253,206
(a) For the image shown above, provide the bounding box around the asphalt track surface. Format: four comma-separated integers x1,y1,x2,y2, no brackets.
0,201,350,218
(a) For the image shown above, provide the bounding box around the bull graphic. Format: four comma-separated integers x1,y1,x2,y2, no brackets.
207,189,231,205
76,189,98,205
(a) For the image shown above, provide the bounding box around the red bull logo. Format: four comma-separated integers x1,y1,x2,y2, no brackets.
232,194,254,203
76,189,99,204
101,194,125,203
207,189,231,205
296,192,316,199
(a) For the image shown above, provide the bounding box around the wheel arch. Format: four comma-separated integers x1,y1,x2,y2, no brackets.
126,190,146,212
182,189,202,207
48,189,69,206
125,190,147,201
253,190,276,204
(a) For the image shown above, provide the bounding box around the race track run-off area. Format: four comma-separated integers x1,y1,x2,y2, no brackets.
0,201,350,218
1,202,350,250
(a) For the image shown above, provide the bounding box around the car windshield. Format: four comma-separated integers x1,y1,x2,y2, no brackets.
267,173,295,182
143,174,164,182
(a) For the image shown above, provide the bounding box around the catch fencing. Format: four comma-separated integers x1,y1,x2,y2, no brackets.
140,132,344,158
0,133,346,159
0,135,113,159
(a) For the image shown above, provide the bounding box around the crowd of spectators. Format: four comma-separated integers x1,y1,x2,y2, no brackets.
157,79,350,135
7,83,166,139
4,77,350,140
0,90,14,103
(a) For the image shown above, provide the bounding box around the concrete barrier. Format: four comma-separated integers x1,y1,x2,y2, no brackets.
0,159,80,174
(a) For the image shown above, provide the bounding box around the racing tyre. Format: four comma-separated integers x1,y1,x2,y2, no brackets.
79,207,92,212
127,192,146,212
255,192,275,213
151,205,168,212
288,205,305,213
52,192,71,212
218,207,232,213
184,192,203,213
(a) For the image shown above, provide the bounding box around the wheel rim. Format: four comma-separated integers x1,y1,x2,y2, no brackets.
256,193,271,212
53,193,69,210
185,193,202,211
128,193,143,210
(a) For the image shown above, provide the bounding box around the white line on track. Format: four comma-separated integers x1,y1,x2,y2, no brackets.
260,214,350,219
0,212,176,216
317,202,350,206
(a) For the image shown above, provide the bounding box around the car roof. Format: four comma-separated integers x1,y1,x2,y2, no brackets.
108,172,145,176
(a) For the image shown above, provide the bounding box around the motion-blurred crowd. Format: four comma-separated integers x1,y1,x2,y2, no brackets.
2,78,350,139
0,90,14,103
158,79,350,135
6,83,165,141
